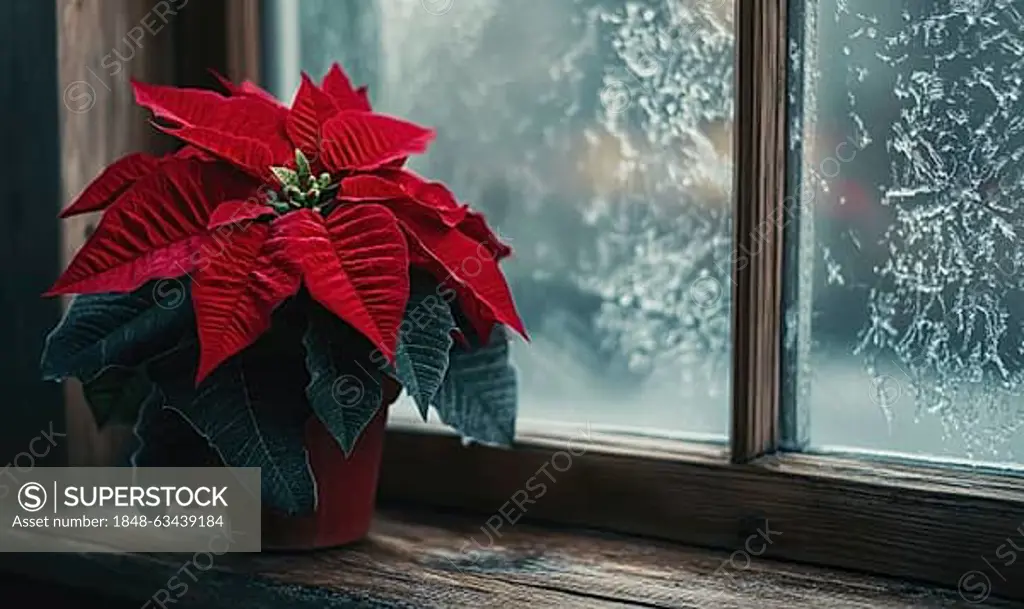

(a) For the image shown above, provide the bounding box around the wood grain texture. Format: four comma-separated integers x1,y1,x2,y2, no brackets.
170,0,260,90
0,572,142,609
225,0,261,83
0,508,1020,608
379,430,1024,602
730,0,787,462
57,0,182,466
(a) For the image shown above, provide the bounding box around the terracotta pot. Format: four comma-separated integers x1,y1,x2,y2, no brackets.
262,379,401,550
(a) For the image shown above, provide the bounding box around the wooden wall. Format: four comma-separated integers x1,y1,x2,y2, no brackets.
55,0,261,465
56,0,180,465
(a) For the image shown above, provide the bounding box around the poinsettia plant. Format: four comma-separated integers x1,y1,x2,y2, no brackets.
41,64,526,514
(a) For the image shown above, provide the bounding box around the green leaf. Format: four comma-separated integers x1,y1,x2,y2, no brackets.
82,366,155,429
128,394,230,518
271,165,300,188
383,280,456,420
434,326,518,446
294,149,312,184
302,303,384,456
127,393,177,519
148,335,316,515
128,386,183,468
41,280,194,383
269,200,292,214
129,387,222,468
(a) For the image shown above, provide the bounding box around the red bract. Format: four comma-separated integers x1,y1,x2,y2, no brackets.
47,64,526,384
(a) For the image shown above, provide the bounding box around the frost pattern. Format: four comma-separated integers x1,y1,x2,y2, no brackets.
583,0,734,401
809,0,1024,461
298,0,734,434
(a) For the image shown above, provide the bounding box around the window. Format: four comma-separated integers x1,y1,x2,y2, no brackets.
792,0,1024,467
256,0,1024,600
269,0,736,438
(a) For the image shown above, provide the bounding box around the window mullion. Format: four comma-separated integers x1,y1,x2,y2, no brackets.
730,0,789,463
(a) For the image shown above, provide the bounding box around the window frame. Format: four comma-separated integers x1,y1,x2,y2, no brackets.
238,0,1024,600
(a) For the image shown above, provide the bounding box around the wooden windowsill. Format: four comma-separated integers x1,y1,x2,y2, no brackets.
0,506,1020,608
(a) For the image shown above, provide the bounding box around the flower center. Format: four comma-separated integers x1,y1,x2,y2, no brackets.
266,149,336,212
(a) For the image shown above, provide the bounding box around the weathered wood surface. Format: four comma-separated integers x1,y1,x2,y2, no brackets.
56,0,180,466
55,0,262,467
0,507,1020,608
379,428,1024,602
0,572,142,608
730,0,786,464
225,0,262,84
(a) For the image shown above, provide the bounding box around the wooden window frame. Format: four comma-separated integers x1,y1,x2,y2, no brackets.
215,0,1024,601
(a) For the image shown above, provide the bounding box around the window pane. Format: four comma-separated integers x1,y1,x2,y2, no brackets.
279,0,735,437
791,0,1024,465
